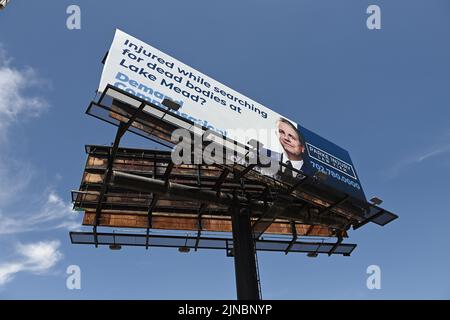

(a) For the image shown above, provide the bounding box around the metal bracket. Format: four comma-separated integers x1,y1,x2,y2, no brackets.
284,221,298,255
194,204,207,252
328,235,344,256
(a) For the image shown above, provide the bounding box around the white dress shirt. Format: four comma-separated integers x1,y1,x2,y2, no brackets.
281,153,304,177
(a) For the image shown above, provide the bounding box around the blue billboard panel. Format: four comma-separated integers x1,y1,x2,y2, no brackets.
255,118,366,202
300,126,366,201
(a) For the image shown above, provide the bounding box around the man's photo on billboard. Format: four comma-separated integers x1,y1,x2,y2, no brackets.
258,117,312,183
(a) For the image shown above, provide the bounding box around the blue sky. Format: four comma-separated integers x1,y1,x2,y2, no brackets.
0,0,449,299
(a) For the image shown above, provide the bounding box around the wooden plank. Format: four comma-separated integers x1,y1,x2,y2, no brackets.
82,211,344,237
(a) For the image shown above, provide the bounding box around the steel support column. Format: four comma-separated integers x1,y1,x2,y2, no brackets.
230,205,260,300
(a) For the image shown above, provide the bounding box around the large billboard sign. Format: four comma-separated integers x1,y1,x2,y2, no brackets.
99,29,366,201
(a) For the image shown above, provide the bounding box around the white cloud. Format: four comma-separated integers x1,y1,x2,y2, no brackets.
385,142,450,179
0,240,62,286
0,46,68,288
416,144,450,163
0,157,35,205
0,263,23,286
16,241,63,273
0,45,79,235
0,191,80,236
0,46,48,204
0,45,48,142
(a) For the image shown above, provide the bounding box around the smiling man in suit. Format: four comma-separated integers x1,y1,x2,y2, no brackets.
254,117,312,182
276,117,308,177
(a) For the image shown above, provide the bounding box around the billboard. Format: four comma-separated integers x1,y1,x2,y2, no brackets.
99,29,366,201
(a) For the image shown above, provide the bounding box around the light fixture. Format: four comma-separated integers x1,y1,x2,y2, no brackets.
162,98,181,111
313,171,328,182
307,252,318,258
109,244,122,250
370,197,383,206
178,234,191,253
109,232,121,250
178,246,190,253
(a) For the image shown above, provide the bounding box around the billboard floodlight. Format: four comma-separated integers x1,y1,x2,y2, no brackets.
109,244,122,250
162,98,181,111
370,197,383,206
313,171,328,182
178,246,191,253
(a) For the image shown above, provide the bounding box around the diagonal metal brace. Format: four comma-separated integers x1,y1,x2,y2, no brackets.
251,198,286,239
318,195,350,216
93,102,146,247
328,234,344,256
284,221,298,255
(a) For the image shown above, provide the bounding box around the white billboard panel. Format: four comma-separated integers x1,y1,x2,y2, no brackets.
98,29,366,201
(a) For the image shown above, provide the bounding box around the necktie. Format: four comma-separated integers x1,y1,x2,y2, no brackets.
284,160,294,178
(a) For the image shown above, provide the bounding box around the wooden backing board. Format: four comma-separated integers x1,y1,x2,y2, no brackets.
82,211,346,237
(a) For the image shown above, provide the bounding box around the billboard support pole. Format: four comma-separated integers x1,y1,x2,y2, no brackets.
230,202,261,300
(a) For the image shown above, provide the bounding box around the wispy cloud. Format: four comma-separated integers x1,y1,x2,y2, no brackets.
0,44,49,142
0,191,80,236
0,45,78,235
0,157,35,205
385,141,450,179
0,240,63,286
0,45,70,289
416,145,450,163
0,45,47,204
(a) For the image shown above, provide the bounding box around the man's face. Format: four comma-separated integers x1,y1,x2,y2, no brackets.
277,121,304,159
